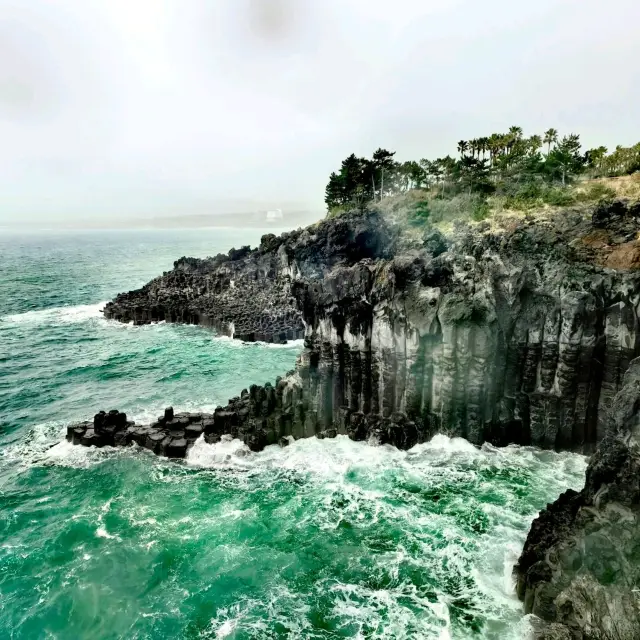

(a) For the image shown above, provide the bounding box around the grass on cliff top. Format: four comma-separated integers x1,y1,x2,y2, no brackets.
343,173,640,239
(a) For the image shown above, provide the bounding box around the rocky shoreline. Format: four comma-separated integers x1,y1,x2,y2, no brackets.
97,200,640,454
68,199,640,638
514,357,640,639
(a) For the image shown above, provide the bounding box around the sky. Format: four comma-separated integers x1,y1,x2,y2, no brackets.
0,0,638,227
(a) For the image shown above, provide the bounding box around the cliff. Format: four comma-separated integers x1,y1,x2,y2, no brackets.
99,199,640,454
103,213,392,342
514,357,640,639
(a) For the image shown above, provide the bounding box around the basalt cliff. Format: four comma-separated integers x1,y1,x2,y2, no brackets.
97,199,640,454
69,198,640,638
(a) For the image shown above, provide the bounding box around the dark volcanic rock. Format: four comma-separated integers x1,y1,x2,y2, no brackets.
66,408,207,459
102,210,393,343
71,200,640,463
96,202,640,455
514,357,640,639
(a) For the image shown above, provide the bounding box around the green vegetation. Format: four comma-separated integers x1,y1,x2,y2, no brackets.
324,128,640,223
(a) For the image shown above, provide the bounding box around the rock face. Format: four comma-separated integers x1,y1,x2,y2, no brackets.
103,212,392,343
289,200,640,453
96,201,640,454
514,357,640,639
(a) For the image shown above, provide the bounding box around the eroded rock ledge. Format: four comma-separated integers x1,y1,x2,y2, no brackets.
514,357,640,639
103,212,391,343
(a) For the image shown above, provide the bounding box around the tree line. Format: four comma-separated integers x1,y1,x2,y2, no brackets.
324,127,640,212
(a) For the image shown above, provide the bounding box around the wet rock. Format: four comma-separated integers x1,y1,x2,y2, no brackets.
185,424,204,440
514,357,640,638
166,438,188,459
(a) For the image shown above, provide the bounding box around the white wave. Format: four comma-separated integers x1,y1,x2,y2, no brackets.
1,302,108,326
186,432,563,478
212,335,304,349
187,435,253,469
215,618,237,638
0,420,129,471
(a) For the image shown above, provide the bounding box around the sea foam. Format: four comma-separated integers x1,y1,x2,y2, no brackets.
1,302,108,326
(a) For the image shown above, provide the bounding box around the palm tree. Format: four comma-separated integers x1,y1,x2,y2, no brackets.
544,128,558,156
529,135,542,155
502,133,515,155
497,134,510,156
487,134,502,165
457,140,469,158
479,137,489,160
509,126,523,140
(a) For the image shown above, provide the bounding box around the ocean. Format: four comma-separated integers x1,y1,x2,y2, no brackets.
0,229,586,639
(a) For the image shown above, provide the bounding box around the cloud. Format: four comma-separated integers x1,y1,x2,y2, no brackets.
0,0,638,225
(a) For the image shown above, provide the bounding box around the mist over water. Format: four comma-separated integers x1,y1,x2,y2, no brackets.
0,229,587,638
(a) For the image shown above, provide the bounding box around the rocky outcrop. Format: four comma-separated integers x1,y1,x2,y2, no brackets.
514,357,640,639
97,201,640,454
286,200,640,452
103,212,392,343
68,198,640,639
67,408,205,458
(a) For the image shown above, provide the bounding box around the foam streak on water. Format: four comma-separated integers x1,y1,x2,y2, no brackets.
0,229,587,639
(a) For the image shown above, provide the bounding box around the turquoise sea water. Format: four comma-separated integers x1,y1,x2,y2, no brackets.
0,229,586,639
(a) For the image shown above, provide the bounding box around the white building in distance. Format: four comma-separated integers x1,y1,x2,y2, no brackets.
265,209,283,223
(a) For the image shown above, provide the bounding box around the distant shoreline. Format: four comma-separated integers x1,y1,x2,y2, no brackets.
0,211,323,234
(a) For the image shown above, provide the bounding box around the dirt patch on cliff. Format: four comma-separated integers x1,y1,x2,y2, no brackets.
580,230,640,270
603,240,640,270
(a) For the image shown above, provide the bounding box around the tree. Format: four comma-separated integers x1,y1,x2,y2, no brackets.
487,134,503,166
601,143,640,176
547,134,584,185
584,146,608,176
529,135,543,155
406,161,427,190
372,148,396,200
458,157,493,195
509,126,523,140
324,153,374,211
324,171,344,210
439,156,457,197
419,158,435,190
478,137,489,160
543,128,559,156
457,140,469,158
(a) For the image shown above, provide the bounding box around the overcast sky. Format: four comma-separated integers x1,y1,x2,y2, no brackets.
0,0,638,226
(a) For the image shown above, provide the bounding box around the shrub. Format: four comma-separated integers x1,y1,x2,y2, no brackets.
326,204,352,218
429,194,487,223
543,186,575,207
575,182,616,203
409,200,431,227
472,200,491,221
504,185,543,211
